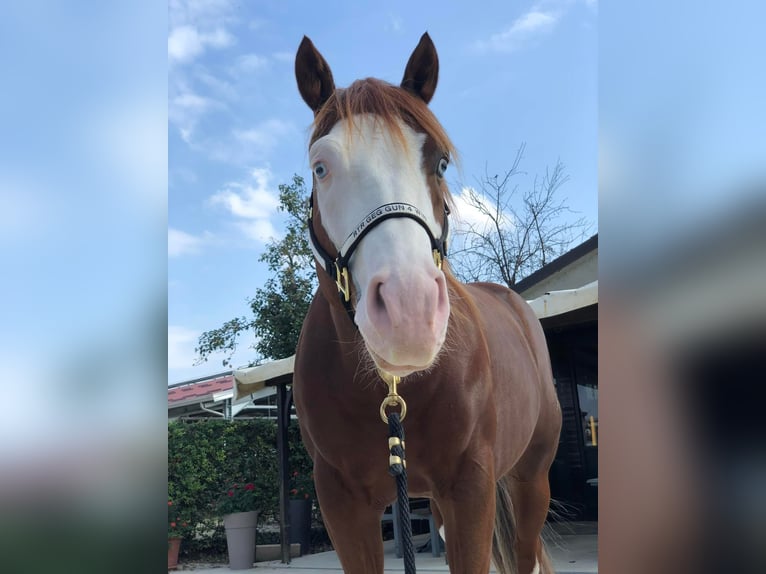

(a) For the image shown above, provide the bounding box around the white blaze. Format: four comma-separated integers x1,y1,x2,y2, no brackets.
309,114,450,376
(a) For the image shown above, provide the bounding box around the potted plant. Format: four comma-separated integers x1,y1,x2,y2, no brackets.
168,499,190,570
217,482,259,570
288,471,315,555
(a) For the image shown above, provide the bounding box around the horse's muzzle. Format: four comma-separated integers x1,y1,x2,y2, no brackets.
356,266,450,376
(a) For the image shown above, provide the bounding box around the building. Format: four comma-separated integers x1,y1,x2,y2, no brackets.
514,234,598,521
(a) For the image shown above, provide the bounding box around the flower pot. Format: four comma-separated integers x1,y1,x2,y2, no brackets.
288,498,312,556
223,510,259,570
167,537,182,570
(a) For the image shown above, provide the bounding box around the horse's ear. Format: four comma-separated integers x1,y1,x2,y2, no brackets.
295,36,336,114
401,32,439,104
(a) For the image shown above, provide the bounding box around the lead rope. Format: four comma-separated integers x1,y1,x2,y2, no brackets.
380,372,416,574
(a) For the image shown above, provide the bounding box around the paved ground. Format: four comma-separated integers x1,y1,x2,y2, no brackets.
178,524,597,573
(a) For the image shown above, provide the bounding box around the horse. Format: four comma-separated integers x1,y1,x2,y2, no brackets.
292,32,562,574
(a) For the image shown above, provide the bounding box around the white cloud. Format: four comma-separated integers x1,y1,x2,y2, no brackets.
168,25,234,64
386,14,403,34
168,26,203,63
169,0,237,28
209,167,281,243
233,119,293,155
211,183,277,218
237,219,280,243
169,227,212,257
168,325,200,370
196,71,237,100
210,168,279,218
176,117,293,167
451,186,515,233
233,53,270,73
248,18,269,30
169,88,220,143
172,91,210,111
168,0,238,145
167,0,237,65
202,27,232,48
271,51,293,63
476,8,561,53
452,186,495,231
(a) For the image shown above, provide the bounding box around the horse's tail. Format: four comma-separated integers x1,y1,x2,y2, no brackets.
492,475,556,574
492,474,518,574
538,543,555,574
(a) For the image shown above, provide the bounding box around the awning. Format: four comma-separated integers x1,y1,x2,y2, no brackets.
233,355,295,401
526,280,598,319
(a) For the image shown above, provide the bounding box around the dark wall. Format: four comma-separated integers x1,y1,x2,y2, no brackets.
545,319,598,521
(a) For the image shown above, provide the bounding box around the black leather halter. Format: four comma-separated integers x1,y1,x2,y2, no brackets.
308,193,450,323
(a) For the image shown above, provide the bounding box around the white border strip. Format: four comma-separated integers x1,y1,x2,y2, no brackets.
526,280,598,319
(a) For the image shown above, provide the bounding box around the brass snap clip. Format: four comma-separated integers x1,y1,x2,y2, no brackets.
378,369,407,423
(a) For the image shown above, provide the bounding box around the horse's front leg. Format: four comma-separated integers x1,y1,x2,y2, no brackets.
435,452,496,573
313,456,386,574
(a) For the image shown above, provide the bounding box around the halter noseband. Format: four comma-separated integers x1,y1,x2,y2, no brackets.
308,193,450,323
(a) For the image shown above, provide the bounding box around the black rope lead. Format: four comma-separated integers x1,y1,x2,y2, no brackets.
388,412,416,574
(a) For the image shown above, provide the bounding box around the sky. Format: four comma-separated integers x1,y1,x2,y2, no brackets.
168,0,599,383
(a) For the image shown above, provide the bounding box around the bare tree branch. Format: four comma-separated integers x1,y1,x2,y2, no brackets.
449,145,592,289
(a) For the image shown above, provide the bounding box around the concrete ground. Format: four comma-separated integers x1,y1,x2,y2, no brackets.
178,523,597,573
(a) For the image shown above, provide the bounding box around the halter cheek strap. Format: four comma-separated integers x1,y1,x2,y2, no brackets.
308,194,450,323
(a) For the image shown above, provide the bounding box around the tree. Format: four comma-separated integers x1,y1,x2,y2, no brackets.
195,175,316,367
448,144,592,288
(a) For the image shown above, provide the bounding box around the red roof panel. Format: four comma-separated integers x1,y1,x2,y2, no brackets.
168,375,233,404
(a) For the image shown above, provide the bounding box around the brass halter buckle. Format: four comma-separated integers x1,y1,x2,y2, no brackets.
432,248,443,270
334,262,351,302
378,369,407,423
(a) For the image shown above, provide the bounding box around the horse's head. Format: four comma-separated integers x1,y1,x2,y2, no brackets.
295,33,455,378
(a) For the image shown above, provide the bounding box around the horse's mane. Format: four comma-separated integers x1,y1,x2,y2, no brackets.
311,78,457,212
444,264,480,334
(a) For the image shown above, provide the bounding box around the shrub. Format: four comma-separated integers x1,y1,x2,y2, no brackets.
168,418,316,557
216,482,258,515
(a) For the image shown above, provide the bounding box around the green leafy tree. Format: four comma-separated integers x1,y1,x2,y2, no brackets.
195,175,315,367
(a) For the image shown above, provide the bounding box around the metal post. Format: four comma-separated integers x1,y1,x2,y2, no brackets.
275,383,291,563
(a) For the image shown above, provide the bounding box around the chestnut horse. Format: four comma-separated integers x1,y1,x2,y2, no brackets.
292,33,562,574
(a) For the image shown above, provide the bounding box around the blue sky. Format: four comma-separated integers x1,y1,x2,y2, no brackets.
168,0,598,383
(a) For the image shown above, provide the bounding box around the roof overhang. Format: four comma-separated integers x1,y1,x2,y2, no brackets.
526,280,598,319
233,355,295,401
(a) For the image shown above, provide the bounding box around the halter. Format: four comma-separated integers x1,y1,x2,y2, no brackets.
308,193,450,323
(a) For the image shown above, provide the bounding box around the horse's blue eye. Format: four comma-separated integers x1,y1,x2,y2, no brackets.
437,157,449,178
314,162,328,180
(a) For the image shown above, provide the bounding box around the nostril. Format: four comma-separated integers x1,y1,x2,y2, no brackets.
374,281,386,314
366,278,393,332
